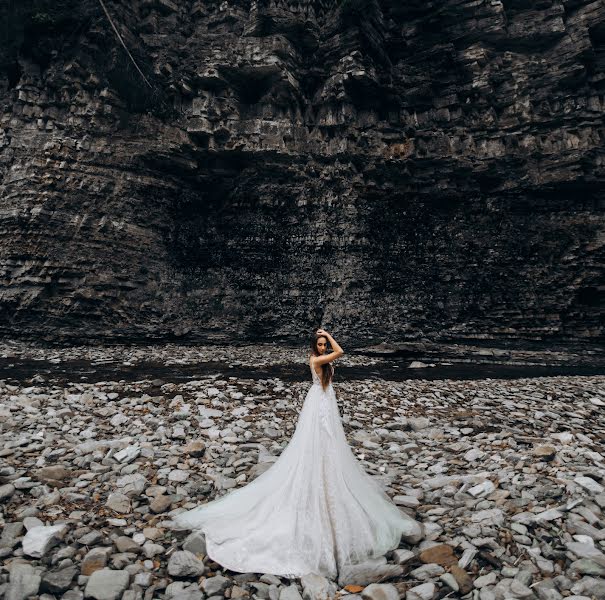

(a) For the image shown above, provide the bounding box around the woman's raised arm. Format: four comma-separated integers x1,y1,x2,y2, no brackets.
313,329,344,366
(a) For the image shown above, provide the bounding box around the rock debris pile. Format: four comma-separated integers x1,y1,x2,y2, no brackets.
1,345,604,600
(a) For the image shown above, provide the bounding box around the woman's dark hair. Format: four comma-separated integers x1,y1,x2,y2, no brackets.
310,333,334,390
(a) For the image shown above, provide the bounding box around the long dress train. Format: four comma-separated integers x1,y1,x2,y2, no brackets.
173,357,421,580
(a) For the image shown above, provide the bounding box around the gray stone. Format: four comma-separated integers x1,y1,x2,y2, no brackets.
22,523,68,558
410,564,445,581
114,536,141,553
6,563,41,600
301,573,336,600
78,530,104,546
84,568,130,600
280,585,304,600
439,573,459,592
509,579,535,599
406,582,436,600
106,492,131,514
149,494,172,513
201,575,231,596
40,565,78,594
167,550,205,577
182,530,207,555
570,577,605,599
0,483,15,500
115,474,146,497
114,445,140,464
475,572,498,589
569,559,605,577
0,522,24,550
408,417,430,431
575,476,604,495
401,520,424,544
533,579,563,600
392,549,415,565
250,582,271,599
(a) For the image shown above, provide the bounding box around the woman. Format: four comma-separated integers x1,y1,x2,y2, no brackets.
173,329,422,580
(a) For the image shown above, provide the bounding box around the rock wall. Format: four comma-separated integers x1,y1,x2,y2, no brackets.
0,0,603,344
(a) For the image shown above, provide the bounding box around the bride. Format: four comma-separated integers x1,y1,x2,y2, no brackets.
173,329,422,580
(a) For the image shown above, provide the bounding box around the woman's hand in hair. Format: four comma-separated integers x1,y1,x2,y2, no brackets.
313,330,344,366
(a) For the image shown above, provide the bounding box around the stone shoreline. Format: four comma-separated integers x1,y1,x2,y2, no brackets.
1,344,605,600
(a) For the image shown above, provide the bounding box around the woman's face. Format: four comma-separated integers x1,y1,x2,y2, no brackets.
316,336,327,354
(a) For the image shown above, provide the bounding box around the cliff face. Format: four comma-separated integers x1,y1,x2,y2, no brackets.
0,0,603,344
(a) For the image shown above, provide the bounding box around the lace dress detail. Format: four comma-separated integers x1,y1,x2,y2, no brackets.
173,355,421,580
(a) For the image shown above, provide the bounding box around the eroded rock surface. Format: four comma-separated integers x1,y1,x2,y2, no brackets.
0,0,603,343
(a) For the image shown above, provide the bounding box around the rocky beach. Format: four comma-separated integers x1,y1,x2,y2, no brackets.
1,1,604,598
1,342,604,600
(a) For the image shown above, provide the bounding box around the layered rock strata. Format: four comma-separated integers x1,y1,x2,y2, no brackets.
0,0,603,343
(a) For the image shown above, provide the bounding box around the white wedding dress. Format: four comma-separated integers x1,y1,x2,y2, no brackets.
173,357,421,580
